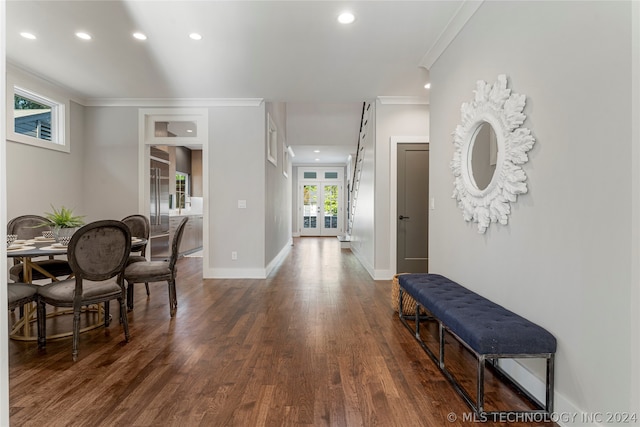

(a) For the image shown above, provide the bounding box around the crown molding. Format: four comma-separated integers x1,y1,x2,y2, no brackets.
419,0,484,70
377,96,429,105
82,98,264,108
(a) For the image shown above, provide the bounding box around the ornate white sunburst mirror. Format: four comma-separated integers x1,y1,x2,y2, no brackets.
451,75,535,233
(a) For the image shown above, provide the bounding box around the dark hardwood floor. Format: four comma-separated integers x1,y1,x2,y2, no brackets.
8,237,556,426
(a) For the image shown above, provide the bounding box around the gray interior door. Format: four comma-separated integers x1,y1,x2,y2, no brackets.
397,143,429,273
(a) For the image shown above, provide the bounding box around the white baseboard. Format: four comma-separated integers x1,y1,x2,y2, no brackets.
265,238,292,277
204,268,266,279
374,270,395,281
203,238,292,280
498,359,600,427
350,245,375,279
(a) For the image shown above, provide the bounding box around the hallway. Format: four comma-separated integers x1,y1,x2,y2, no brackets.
8,237,552,426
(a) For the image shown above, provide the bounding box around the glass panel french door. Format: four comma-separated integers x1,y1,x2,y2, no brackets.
302,184,319,235
301,183,342,236
323,184,339,233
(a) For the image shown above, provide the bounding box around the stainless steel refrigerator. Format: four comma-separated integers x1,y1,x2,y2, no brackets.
150,147,170,259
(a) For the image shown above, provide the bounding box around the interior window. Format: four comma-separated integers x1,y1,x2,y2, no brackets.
176,172,189,209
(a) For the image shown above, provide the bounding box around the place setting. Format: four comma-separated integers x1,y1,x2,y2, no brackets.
32,230,56,243
6,234,36,252
39,236,71,251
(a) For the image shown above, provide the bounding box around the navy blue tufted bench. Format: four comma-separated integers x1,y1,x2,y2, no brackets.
397,273,556,417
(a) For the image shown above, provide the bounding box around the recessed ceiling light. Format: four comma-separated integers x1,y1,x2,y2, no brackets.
20,32,36,40
133,32,147,41
75,32,92,40
337,12,355,24
186,129,193,133
424,83,431,89
313,150,320,153
189,33,202,41
315,158,320,161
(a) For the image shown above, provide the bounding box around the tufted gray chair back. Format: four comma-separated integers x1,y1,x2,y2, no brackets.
7,215,51,239
68,220,131,281
122,214,150,256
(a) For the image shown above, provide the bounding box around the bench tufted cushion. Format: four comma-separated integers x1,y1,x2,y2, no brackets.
398,274,557,355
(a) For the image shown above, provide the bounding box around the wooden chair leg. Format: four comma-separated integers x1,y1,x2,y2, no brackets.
37,301,46,349
145,282,150,296
126,281,134,311
104,302,111,327
72,306,81,362
168,280,177,317
119,297,130,342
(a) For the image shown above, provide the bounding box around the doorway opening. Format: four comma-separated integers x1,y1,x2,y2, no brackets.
138,108,209,273
298,167,344,237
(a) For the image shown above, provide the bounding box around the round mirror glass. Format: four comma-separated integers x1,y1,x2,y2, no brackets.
469,121,498,191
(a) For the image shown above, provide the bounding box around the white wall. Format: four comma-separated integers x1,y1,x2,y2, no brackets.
82,104,268,278
265,102,293,272
632,0,640,414
349,104,376,275
208,105,266,278
83,107,139,221
373,102,428,279
429,0,636,420
1,2,9,423
6,69,86,221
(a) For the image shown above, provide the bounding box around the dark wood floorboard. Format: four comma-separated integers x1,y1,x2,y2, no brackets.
8,237,556,426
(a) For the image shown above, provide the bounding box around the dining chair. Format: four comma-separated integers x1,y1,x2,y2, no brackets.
8,282,43,342
36,220,132,361
122,214,151,296
7,214,74,283
124,216,188,317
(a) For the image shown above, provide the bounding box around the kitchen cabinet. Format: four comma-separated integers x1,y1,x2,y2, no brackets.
170,215,203,255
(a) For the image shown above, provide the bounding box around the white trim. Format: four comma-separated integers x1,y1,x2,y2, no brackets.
350,244,375,279
138,108,210,275
205,268,267,279
265,238,293,277
374,270,395,281
631,0,640,417
0,1,9,424
377,96,429,105
85,98,263,108
141,108,208,145
497,360,592,427
297,167,345,237
6,67,71,153
419,0,484,70
389,136,429,276
267,113,278,166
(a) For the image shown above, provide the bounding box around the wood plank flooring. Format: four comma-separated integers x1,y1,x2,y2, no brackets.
8,237,556,426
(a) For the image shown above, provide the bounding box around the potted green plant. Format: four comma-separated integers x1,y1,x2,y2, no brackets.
41,205,85,242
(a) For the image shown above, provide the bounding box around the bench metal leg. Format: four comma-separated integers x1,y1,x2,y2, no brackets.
439,322,445,370
477,355,486,414
546,355,555,413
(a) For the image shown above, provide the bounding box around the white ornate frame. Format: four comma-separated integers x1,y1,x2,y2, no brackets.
451,75,535,233
267,113,278,167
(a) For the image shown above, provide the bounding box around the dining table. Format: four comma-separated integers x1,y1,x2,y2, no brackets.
6,236,147,341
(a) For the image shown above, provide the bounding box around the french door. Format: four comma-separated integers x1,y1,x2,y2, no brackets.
299,169,343,236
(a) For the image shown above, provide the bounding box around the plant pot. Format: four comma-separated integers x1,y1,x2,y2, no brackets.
54,227,78,243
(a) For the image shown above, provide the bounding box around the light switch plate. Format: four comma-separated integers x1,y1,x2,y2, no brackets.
238,200,247,209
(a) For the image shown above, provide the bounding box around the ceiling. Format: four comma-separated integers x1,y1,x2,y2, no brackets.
6,1,465,164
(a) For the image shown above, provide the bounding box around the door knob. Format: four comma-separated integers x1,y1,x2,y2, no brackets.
399,215,410,220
